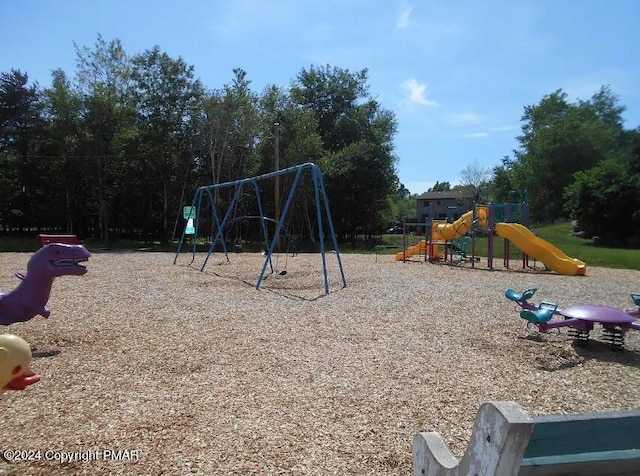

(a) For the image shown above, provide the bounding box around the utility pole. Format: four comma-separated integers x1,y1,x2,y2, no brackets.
274,122,280,222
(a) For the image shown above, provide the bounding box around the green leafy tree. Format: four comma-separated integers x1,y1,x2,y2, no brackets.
74,35,137,241
130,46,204,241
203,68,260,191
0,69,44,232
428,181,450,192
384,184,417,227
489,157,515,203
41,69,83,233
256,85,324,240
564,134,640,247
512,87,625,223
183,69,261,242
1,38,405,246
290,65,398,242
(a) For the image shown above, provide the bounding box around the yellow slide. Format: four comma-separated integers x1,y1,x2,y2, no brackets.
434,207,488,241
395,240,429,260
494,223,586,276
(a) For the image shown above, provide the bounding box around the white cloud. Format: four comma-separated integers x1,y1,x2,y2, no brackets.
463,132,489,138
397,5,412,28
446,113,483,125
401,79,438,106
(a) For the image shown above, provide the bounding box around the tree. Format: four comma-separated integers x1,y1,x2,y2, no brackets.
459,159,491,201
255,85,324,240
564,133,640,247
512,87,625,223
41,69,83,233
489,157,515,203
74,35,136,241
290,65,398,242
130,46,204,241
384,184,417,227
396,183,411,198
203,68,261,193
0,37,404,246
428,181,450,192
290,65,369,153
0,69,43,232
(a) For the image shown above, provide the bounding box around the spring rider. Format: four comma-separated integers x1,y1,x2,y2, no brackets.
0,333,40,394
0,243,91,325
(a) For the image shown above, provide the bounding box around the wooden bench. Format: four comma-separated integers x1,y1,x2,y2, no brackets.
412,401,640,475
37,234,81,247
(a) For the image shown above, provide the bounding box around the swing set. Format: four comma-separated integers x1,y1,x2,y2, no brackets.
173,163,347,295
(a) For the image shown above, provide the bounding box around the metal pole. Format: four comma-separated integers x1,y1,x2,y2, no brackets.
402,217,407,263
488,202,494,270
316,168,347,289
471,205,476,269
429,202,434,260
424,217,428,262
504,202,511,269
274,122,280,223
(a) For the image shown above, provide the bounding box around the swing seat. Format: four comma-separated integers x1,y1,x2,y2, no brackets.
632,293,640,307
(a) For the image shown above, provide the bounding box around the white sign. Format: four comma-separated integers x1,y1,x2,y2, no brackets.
185,218,195,235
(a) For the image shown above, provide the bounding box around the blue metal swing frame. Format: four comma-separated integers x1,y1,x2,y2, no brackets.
174,163,346,294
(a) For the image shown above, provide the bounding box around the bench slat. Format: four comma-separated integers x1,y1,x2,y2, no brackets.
522,448,640,466
524,412,640,457
519,453,640,476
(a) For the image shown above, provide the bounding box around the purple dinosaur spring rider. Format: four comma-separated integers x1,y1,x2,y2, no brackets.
0,243,91,326
506,288,640,350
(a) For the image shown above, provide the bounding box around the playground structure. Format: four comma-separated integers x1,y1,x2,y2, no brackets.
397,197,586,276
505,287,640,350
174,163,347,295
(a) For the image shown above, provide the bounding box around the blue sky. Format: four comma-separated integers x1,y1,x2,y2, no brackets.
1,1,639,194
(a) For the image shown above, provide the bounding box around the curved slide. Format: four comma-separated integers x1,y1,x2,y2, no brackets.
395,240,428,261
434,207,488,241
495,223,586,276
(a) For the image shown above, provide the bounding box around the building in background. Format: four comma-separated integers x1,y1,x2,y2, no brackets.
415,190,475,231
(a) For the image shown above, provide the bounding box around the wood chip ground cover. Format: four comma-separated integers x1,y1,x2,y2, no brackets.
1,251,640,475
